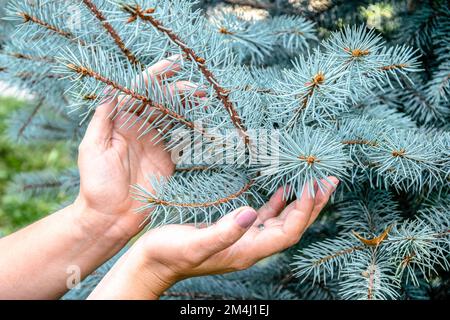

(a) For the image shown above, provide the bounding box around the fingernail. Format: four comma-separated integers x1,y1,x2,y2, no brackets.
235,208,257,228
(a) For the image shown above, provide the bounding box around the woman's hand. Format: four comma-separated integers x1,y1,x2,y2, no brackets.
74,55,203,242
88,177,339,300
0,56,207,299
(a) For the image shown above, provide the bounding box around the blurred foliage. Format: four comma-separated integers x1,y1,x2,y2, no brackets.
0,96,73,236
360,2,398,36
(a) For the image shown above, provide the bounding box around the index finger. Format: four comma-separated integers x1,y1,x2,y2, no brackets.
143,54,183,85
115,55,183,115
82,89,118,147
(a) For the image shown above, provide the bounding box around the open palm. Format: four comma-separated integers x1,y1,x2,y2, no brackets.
137,178,339,282
76,56,200,238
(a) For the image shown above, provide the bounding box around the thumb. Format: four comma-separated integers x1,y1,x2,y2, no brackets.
192,207,257,260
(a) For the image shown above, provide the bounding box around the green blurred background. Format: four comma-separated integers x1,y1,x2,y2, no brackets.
0,97,73,235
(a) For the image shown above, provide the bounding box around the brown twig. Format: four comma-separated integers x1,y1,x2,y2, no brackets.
367,261,376,300
19,12,85,45
22,181,63,191
344,48,370,57
289,72,325,126
81,0,141,66
8,52,56,63
123,5,249,144
66,63,199,132
17,98,45,139
147,180,254,207
380,63,408,71
313,245,365,265
342,139,378,147
298,155,320,165
15,72,64,85
392,148,406,158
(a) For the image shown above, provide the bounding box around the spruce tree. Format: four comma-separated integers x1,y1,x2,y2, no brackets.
1,0,448,300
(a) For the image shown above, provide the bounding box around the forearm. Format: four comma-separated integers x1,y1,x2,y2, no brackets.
0,199,130,299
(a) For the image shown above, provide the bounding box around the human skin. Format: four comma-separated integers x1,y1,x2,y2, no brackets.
0,56,339,299
88,178,339,300
0,57,185,299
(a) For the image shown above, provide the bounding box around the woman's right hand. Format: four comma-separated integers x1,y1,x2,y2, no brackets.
88,177,339,300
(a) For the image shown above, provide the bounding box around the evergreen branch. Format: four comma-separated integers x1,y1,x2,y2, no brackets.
254,127,349,199
296,204,448,292
133,169,262,226
340,249,400,300
162,291,230,300
16,97,45,139
388,230,450,244
336,190,401,235
7,52,56,63
146,179,254,208
160,273,260,300
268,51,349,129
388,222,449,286
19,12,85,45
123,4,249,143
65,62,198,132
380,63,408,71
82,0,141,66
400,253,416,268
434,73,449,97
290,72,325,127
405,84,446,123
7,169,80,200
313,245,365,266
15,71,64,83
4,0,449,300
366,253,377,300
293,236,367,283
342,139,378,147
22,181,63,191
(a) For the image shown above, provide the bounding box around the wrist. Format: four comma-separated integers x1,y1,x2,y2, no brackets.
89,240,177,300
127,239,178,299
70,196,134,246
